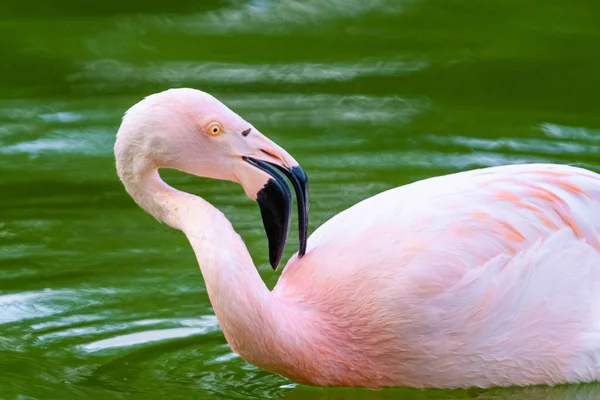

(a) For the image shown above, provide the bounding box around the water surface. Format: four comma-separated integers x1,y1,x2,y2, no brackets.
1,0,600,398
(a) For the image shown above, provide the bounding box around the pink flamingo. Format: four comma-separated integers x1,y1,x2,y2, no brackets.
115,88,600,389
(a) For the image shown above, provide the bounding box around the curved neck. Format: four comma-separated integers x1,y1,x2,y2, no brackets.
118,164,279,361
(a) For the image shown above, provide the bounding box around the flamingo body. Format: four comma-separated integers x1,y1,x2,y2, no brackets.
115,88,600,389
272,163,600,387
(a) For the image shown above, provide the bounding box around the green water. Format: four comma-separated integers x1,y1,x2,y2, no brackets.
1,0,600,398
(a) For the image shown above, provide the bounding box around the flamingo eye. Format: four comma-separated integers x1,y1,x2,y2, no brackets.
207,122,224,136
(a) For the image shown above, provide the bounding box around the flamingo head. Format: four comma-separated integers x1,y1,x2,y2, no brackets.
115,88,308,269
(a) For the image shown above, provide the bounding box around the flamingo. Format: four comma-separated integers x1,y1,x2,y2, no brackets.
114,88,600,389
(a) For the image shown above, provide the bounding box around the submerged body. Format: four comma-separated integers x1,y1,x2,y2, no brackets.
115,88,600,389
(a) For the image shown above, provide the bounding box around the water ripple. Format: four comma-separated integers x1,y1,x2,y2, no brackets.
228,93,427,127
114,0,409,35
541,123,600,142
0,128,113,156
428,134,600,156
304,150,550,171
0,290,79,325
72,59,427,88
81,325,217,352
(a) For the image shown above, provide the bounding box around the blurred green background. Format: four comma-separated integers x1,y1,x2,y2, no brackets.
1,0,600,398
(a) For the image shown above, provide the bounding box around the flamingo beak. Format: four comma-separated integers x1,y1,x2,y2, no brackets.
242,156,308,270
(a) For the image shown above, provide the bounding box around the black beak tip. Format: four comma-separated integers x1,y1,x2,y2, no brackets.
244,156,309,270
255,176,292,271
270,164,309,259
289,165,308,257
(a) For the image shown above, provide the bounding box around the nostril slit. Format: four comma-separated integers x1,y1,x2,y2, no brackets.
241,128,251,137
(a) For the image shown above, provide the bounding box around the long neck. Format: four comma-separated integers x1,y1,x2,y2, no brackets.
119,164,281,362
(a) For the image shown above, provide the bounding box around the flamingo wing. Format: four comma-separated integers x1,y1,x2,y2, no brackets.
280,163,600,288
